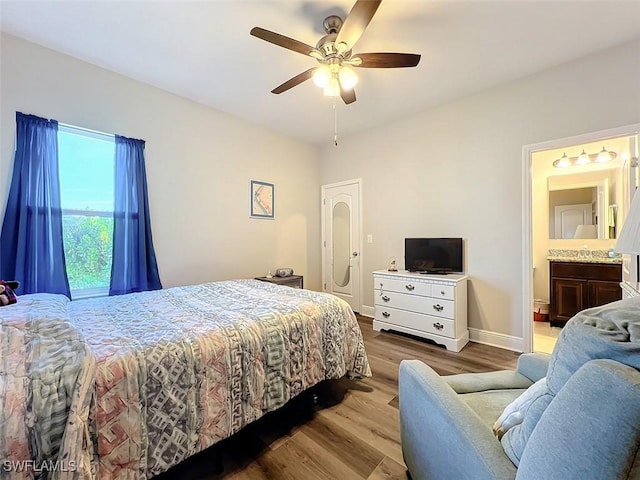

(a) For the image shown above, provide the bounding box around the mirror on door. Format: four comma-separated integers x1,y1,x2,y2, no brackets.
332,201,351,287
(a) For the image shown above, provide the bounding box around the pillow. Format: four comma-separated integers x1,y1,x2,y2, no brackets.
492,377,547,440
500,296,640,466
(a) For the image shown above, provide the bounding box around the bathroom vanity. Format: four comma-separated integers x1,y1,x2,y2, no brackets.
549,259,622,327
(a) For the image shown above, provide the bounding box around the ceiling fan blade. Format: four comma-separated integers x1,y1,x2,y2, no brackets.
340,87,356,105
351,52,421,68
250,27,322,58
335,0,382,53
271,68,316,94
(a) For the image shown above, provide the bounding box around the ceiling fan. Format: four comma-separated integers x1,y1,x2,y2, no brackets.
250,0,421,105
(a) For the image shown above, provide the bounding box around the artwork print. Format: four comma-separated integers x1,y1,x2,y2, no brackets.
250,180,274,219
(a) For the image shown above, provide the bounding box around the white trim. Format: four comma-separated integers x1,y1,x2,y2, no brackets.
522,123,640,354
321,178,363,313
359,304,375,318
63,209,112,217
70,286,109,300
468,328,524,353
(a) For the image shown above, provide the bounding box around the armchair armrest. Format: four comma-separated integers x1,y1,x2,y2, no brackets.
516,353,550,382
399,360,517,480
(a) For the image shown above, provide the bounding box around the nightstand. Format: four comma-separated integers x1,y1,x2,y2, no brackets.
255,275,303,289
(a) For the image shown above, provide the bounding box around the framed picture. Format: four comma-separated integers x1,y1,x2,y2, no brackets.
250,180,275,219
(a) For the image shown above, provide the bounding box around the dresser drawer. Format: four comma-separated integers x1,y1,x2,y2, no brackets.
431,284,455,300
375,290,454,319
375,306,455,338
375,277,431,297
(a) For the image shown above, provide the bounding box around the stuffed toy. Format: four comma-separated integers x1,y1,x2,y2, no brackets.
0,280,19,306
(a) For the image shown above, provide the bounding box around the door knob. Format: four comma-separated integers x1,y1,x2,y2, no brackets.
352,252,359,257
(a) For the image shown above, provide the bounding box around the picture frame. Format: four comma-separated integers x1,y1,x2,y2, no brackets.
250,180,275,219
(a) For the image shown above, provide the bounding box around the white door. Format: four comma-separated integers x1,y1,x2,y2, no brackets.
321,179,361,312
554,204,593,239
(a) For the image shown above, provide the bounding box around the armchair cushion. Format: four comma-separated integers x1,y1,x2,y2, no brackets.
501,297,640,466
492,377,547,439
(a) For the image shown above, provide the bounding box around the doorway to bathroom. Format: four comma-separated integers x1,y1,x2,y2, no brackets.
524,125,640,354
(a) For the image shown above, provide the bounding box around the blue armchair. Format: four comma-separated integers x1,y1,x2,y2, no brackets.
399,297,640,480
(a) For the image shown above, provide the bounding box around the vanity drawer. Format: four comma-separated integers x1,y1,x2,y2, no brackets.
375,290,454,319
550,262,622,281
375,306,455,338
375,277,431,296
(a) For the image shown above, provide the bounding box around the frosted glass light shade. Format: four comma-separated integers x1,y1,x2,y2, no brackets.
338,66,358,90
555,153,571,168
574,224,597,239
576,150,590,165
596,147,612,163
616,190,640,253
313,66,331,88
323,76,340,97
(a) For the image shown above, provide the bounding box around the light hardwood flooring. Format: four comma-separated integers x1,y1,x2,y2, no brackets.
157,315,520,480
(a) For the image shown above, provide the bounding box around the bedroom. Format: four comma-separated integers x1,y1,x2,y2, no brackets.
1,1,640,479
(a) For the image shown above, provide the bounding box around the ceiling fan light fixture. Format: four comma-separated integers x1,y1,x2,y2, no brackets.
312,65,332,88
323,76,341,97
338,65,358,90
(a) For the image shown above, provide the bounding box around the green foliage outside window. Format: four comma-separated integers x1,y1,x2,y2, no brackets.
62,215,113,290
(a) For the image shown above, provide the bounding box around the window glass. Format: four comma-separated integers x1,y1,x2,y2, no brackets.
58,127,115,296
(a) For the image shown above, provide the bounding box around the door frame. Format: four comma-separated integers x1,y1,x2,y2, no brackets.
321,178,363,312
522,123,640,353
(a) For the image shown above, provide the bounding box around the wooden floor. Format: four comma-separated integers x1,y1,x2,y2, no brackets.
157,315,520,480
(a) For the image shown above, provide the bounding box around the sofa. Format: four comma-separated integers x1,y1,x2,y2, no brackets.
399,297,640,480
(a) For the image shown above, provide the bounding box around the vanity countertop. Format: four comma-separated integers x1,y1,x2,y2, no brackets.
547,256,622,264
547,249,622,264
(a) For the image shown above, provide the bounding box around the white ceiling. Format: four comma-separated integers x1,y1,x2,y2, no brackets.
1,1,639,146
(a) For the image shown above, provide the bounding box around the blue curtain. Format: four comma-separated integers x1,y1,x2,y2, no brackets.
0,112,71,296
109,135,162,295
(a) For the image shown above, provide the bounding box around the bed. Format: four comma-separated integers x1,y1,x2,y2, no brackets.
0,279,371,479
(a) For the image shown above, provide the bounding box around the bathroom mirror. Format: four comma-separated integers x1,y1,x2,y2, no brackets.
548,169,620,240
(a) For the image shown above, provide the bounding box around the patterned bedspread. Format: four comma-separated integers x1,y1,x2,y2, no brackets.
0,280,370,479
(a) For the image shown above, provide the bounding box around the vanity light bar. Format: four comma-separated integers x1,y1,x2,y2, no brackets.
553,147,617,168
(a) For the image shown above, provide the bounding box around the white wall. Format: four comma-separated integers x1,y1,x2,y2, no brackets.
0,34,322,289
319,40,640,346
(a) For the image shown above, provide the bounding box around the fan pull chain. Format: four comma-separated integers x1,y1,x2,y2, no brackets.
333,101,338,147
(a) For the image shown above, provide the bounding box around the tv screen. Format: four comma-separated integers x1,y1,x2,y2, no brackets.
405,238,463,273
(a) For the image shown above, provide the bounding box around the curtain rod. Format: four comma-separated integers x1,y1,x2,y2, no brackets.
59,122,115,140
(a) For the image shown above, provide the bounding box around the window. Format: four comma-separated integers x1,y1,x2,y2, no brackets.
58,125,115,298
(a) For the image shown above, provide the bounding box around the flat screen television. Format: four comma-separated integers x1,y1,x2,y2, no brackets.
405,238,463,274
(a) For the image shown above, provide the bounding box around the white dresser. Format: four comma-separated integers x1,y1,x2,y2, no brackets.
373,270,468,352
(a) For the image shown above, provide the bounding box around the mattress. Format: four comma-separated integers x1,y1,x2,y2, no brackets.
0,279,371,479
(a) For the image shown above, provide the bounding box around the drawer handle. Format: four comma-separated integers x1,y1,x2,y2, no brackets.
382,295,390,302
433,304,444,312
440,290,446,296
382,311,390,318
433,322,444,330
405,284,415,291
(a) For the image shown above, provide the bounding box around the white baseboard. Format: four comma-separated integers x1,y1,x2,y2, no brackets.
469,328,524,353
359,305,375,317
